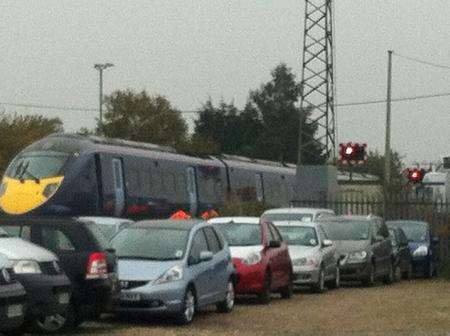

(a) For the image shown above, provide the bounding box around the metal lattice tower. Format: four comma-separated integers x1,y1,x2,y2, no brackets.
298,0,336,163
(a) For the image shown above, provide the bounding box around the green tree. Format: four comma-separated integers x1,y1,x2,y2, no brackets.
247,63,324,164
102,90,188,148
0,113,63,173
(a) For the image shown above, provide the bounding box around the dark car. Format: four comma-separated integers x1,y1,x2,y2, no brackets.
0,217,120,330
0,227,71,334
386,220,438,278
0,253,27,334
388,227,413,281
318,216,394,286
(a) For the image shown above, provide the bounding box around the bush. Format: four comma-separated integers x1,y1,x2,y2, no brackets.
218,194,267,217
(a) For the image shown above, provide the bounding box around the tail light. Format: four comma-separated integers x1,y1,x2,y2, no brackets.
86,252,108,280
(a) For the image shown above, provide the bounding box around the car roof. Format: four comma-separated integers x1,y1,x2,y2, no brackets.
272,220,317,228
132,219,206,231
316,215,379,223
208,217,260,225
386,220,429,227
263,208,334,215
77,216,134,226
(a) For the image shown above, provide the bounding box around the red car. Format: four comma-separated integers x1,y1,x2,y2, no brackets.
210,217,293,303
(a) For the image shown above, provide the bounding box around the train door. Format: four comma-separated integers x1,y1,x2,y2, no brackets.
112,158,125,217
186,166,198,216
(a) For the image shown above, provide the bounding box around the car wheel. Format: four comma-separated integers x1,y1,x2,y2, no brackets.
314,268,326,293
280,273,294,299
393,263,402,282
383,262,394,285
258,272,271,304
328,266,340,289
176,288,196,325
363,263,376,287
216,280,235,313
33,314,68,334
426,261,434,278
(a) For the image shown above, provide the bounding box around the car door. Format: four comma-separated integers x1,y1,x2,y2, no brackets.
203,226,228,301
267,223,288,288
369,221,384,275
187,229,214,306
373,220,391,274
397,229,411,272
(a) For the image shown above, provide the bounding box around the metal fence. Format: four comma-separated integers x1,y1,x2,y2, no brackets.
291,197,450,262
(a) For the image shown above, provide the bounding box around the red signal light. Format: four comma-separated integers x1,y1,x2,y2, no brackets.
339,142,367,165
406,168,425,183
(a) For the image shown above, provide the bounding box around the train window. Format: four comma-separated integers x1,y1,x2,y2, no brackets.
125,167,141,197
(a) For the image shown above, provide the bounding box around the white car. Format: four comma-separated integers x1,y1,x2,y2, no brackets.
262,207,335,224
273,220,340,292
78,217,134,241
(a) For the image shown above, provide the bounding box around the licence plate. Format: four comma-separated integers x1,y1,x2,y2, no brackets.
121,292,141,302
57,292,70,304
7,304,23,318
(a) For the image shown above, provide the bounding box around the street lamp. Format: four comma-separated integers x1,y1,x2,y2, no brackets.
94,62,114,134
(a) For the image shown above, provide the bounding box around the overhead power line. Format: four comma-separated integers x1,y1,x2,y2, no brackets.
1,91,450,114
393,52,450,71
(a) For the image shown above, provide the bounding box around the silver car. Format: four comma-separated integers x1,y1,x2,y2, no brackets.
111,220,236,324
273,221,340,292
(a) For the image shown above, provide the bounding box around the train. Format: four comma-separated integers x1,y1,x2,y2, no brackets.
0,134,301,219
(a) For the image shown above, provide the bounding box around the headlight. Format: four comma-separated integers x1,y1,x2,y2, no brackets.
153,266,183,285
1,268,11,283
347,251,367,263
293,258,307,266
0,182,7,197
13,260,42,274
413,245,428,257
293,256,319,268
243,252,262,265
42,183,59,198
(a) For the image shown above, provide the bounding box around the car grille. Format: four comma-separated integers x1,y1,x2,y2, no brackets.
39,262,60,275
120,299,163,309
120,280,150,290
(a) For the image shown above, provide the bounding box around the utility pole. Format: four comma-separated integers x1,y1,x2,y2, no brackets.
94,63,114,134
384,50,393,193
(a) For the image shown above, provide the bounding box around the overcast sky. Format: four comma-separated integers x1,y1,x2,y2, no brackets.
0,0,449,165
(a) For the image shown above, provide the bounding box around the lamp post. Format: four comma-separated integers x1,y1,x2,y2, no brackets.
94,63,114,134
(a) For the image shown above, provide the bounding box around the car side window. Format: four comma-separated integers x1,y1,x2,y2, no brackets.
203,227,222,254
41,227,76,253
2,225,32,241
189,230,209,264
317,225,329,241
269,224,282,242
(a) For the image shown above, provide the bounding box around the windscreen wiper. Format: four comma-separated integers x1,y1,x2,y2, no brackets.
18,162,40,184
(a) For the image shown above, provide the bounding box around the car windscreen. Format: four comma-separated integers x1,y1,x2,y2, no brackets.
321,221,370,241
214,223,261,246
0,227,9,238
277,226,318,246
387,221,428,242
111,227,189,260
263,213,314,223
5,151,69,180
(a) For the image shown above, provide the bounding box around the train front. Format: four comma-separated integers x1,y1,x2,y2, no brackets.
0,139,72,215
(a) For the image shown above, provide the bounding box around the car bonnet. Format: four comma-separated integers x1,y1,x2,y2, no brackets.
0,237,57,262
333,240,370,255
288,245,320,259
118,259,182,282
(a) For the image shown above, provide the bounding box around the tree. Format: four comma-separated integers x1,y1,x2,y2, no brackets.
0,113,63,173
102,90,188,148
247,63,324,164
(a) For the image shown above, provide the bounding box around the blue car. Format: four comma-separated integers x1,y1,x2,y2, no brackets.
111,220,236,324
386,220,438,278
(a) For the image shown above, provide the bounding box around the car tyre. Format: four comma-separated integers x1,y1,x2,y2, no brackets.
216,280,235,313
280,273,294,299
383,262,394,285
362,263,376,287
176,288,196,325
258,272,272,304
328,266,340,289
32,313,69,334
314,268,326,293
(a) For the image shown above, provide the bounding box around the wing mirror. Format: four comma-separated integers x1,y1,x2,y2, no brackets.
268,240,281,248
199,251,213,262
322,239,333,247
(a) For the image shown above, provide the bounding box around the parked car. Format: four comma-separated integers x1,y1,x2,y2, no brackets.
318,216,394,286
388,227,413,281
274,220,340,292
111,220,236,324
0,252,27,334
386,220,438,277
0,217,119,330
78,217,134,241
262,208,335,224
0,227,71,334
209,217,293,303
